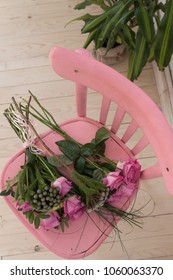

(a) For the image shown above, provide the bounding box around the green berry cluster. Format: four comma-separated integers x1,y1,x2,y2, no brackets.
32,186,61,212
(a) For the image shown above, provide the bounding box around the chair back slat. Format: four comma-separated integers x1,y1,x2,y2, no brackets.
131,134,149,155
50,47,173,195
99,96,111,125
141,162,162,179
111,106,125,134
75,83,87,117
121,119,138,143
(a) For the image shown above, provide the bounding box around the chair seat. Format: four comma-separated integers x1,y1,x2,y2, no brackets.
0,117,136,259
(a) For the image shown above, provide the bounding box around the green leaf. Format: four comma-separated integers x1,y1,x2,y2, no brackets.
73,171,107,206
74,0,92,10
74,156,86,173
92,169,105,182
122,25,136,50
46,154,72,168
127,49,136,80
95,127,110,145
17,166,27,199
26,148,37,163
56,140,80,161
80,143,95,157
35,164,45,187
99,162,115,172
95,142,106,155
81,6,118,34
28,211,34,224
34,216,40,229
83,29,98,48
75,0,109,11
128,30,150,81
154,0,173,70
83,168,93,177
65,13,95,28
98,1,123,43
38,214,50,219
82,14,107,33
135,3,154,43
106,11,134,51
0,189,11,196
24,191,31,202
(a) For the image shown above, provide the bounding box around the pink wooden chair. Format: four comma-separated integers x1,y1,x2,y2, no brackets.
1,47,173,259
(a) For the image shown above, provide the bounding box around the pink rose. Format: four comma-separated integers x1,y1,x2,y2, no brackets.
107,183,136,207
51,177,72,196
107,193,123,207
64,196,84,220
123,159,141,185
102,170,124,190
40,212,60,230
16,202,33,212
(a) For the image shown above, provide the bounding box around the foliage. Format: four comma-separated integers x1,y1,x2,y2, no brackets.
70,0,173,81
0,92,142,234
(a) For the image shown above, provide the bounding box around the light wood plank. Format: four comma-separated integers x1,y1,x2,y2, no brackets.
0,0,172,261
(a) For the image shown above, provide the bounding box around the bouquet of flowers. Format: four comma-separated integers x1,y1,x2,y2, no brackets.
0,92,142,234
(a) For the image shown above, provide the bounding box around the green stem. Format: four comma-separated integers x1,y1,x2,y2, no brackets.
37,155,57,181
11,97,72,173
98,154,117,169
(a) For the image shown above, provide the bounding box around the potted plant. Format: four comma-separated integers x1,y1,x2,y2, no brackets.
69,0,127,64
70,0,173,81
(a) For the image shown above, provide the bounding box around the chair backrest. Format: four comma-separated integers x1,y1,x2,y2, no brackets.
50,47,173,196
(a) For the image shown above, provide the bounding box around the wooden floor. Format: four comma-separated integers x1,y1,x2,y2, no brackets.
0,0,173,260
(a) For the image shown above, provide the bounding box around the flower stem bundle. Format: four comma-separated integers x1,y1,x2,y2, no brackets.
0,92,142,233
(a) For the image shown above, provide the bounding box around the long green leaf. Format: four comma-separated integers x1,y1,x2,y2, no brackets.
56,140,80,161
98,1,124,42
127,50,136,80
75,0,109,10
82,11,110,33
128,30,150,81
65,13,94,28
83,29,98,48
106,9,134,51
135,2,154,43
122,25,136,50
154,0,173,70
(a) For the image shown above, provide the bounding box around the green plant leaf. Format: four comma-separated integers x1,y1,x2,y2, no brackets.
74,0,92,10
38,214,50,219
83,29,98,48
46,154,72,168
154,0,173,70
75,0,109,11
26,148,37,163
92,169,105,182
56,140,80,161
17,166,27,199
34,216,40,229
95,127,110,145
99,162,115,172
73,171,107,206
98,1,123,43
122,25,136,50
0,189,11,196
135,2,154,43
106,10,134,51
28,211,34,224
74,156,86,173
128,30,150,81
82,8,113,33
80,143,95,157
65,13,95,28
